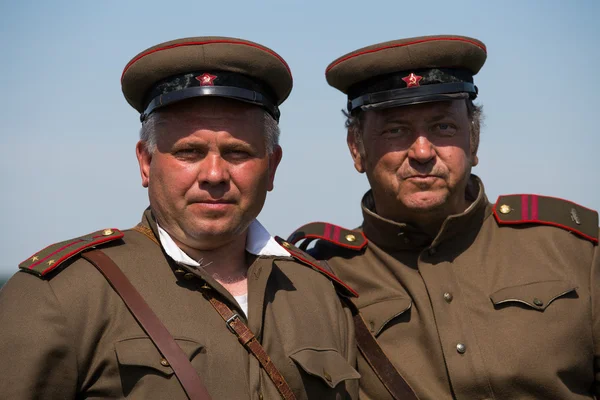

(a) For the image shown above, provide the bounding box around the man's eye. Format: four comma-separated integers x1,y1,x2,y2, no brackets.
174,149,202,158
383,127,409,136
434,123,456,136
227,150,251,160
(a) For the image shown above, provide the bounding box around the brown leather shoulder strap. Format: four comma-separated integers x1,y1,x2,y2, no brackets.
199,285,296,400
353,313,418,400
82,249,212,400
317,259,419,400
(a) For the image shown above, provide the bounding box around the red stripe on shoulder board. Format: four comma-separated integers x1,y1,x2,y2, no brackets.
492,205,598,244
39,230,124,276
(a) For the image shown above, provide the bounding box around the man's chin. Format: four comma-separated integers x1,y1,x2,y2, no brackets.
400,192,448,213
183,217,252,243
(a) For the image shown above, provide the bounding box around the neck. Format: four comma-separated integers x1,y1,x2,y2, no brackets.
176,235,249,296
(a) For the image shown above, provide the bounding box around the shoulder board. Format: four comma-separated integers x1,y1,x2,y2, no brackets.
287,222,367,251
493,194,598,244
19,228,125,277
274,236,358,298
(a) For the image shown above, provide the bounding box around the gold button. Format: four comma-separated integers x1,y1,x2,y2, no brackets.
323,369,332,383
345,234,356,242
533,298,544,307
443,292,453,303
258,393,264,400
456,343,466,354
160,358,170,367
102,229,114,236
174,268,185,275
499,204,511,214
184,273,195,281
281,241,290,248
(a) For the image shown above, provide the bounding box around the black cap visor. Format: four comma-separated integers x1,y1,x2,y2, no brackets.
350,82,477,112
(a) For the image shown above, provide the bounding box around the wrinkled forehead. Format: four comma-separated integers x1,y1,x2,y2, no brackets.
157,97,264,122
150,98,266,144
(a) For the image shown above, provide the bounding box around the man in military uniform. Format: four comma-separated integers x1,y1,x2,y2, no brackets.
289,35,599,399
0,37,360,399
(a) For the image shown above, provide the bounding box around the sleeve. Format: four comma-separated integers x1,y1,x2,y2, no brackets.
592,235,600,398
0,271,78,399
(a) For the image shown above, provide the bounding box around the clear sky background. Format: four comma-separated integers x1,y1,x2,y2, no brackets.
1,0,598,278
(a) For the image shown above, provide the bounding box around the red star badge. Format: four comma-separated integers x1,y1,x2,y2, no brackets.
195,73,218,86
402,73,423,88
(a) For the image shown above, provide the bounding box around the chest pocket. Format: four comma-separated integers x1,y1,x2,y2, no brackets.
290,348,360,389
490,280,578,311
360,297,412,336
115,336,204,396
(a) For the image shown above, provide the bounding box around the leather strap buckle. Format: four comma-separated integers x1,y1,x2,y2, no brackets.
225,313,241,334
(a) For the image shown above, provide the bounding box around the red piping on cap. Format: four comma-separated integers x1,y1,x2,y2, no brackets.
326,37,487,73
122,40,292,81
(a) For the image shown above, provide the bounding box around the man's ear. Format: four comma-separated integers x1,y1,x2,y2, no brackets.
347,130,366,173
472,153,479,167
267,145,283,191
136,141,152,188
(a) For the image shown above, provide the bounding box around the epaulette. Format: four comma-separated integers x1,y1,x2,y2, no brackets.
287,222,368,252
274,236,358,298
19,228,125,277
493,195,598,244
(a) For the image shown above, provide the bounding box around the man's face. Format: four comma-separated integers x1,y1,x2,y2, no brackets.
136,98,282,250
348,100,477,222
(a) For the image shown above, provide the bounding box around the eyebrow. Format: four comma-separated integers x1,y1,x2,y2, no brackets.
426,113,457,122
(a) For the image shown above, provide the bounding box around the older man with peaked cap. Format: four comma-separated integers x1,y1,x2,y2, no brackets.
288,35,600,399
0,37,360,399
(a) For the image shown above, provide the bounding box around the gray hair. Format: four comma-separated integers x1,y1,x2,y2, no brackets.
345,99,484,156
139,109,280,154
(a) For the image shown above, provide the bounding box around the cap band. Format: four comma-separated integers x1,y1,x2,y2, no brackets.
349,82,477,112
141,86,280,122
140,70,280,122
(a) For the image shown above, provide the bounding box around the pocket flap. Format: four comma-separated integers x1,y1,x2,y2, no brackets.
115,336,204,376
490,280,577,311
290,348,360,388
361,297,412,336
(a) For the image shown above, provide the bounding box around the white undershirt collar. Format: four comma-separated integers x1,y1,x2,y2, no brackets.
157,219,290,268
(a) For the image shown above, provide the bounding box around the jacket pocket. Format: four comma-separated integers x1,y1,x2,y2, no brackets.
360,297,412,336
290,348,360,389
115,336,205,376
490,280,577,311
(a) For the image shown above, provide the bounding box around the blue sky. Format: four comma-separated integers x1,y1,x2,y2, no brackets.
1,0,598,277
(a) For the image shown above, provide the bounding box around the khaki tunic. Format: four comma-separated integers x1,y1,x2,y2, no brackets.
315,176,599,400
0,209,359,399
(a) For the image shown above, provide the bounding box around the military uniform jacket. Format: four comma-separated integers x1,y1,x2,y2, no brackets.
0,209,359,399
312,176,600,400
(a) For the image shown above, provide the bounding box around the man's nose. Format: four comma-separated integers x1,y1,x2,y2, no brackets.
198,154,230,185
408,135,436,164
